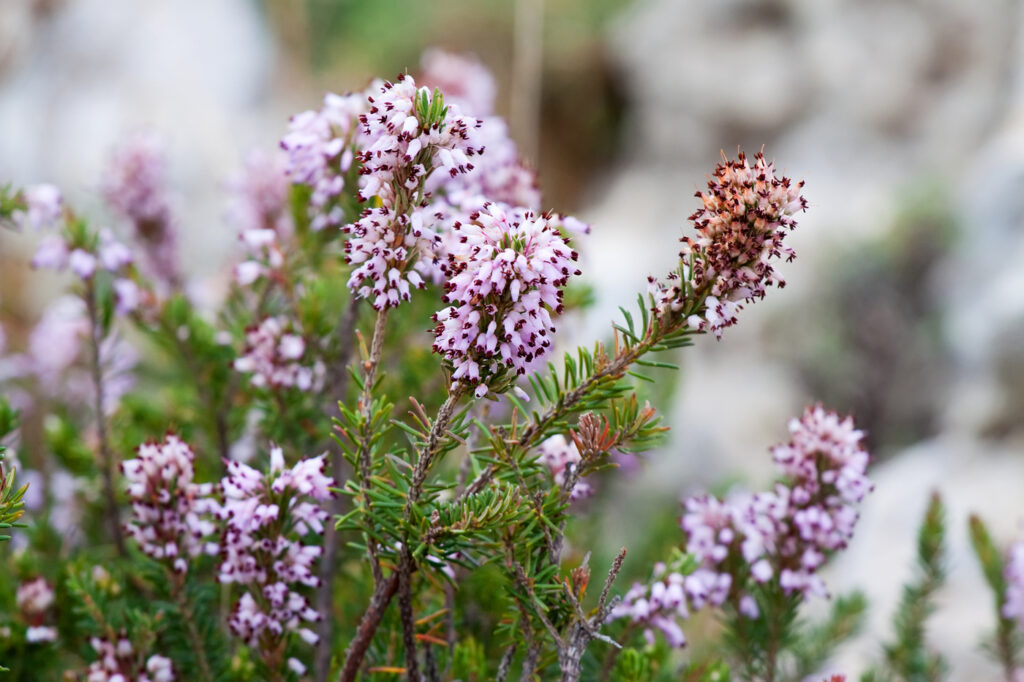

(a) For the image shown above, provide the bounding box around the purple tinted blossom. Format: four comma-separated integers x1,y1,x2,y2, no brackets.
649,150,807,337
17,184,63,230
84,635,175,682
419,48,496,117
122,435,218,573
680,406,872,607
226,150,293,284
32,234,69,270
234,317,325,392
1003,537,1024,626
608,563,691,648
101,132,180,287
69,249,97,278
281,92,365,231
537,434,593,500
98,228,134,271
218,448,333,652
431,203,580,397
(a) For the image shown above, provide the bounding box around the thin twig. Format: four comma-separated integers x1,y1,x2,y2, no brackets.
314,294,361,682
171,574,214,682
85,279,125,556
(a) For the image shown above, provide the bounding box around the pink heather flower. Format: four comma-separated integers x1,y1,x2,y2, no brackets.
17,577,57,644
419,48,497,117
431,202,580,397
1003,537,1024,626
122,434,219,573
218,449,333,652
538,434,593,500
234,317,325,392
16,577,55,615
18,184,63,230
678,406,872,610
357,74,482,204
101,132,180,287
84,635,175,682
608,563,691,648
98,228,134,272
649,150,807,337
226,149,293,284
69,249,97,278
281,91,365,231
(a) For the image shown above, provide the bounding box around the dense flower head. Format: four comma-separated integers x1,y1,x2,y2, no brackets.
218,448,333,649
650,150,806,337
122,434,219,573
227,149,293,284
84,635,174,682
1003,536,1024,626
608,563,694,648
431,202,580,397
280,92,365,230
101,132,180,287
16,184,63,230
419,48,496,117
357,73,482,205
342,206,431,309
234,317,325,392
537,434,593,500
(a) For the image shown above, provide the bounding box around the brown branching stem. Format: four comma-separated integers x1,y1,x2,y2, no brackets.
84,278,126,556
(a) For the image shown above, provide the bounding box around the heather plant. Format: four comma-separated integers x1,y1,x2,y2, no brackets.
0,49,997,682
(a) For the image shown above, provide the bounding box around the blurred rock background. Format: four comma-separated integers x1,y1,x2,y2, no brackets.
1,0,1023,677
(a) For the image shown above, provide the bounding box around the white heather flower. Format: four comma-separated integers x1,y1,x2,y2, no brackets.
122,434,219,572
218,451,333,650
84,635,175,681
431,202,580,396
18,183,63,230
26,626,57,643
146,655,175,682
234,317,325,392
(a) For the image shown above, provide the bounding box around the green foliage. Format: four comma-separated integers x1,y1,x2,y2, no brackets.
968,514,1022,676
863,492,948,682
791,591,868,679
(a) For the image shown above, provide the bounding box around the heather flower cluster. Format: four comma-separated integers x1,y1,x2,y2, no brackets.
16,577,56,644
84,635,174,682
538,434,593,500
611,406,871,647
227,150,293,285
431,202,581,397
122,434,219,573
609,563,691,648
340,75,483,310
649,150,807,336
280,92,365,231
32,226,140,314
218,448,333,655
101,132,180,288
234,317,325,392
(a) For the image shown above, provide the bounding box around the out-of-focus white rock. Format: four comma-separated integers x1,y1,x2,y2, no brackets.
0,0,282,279
825,435,1024,679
